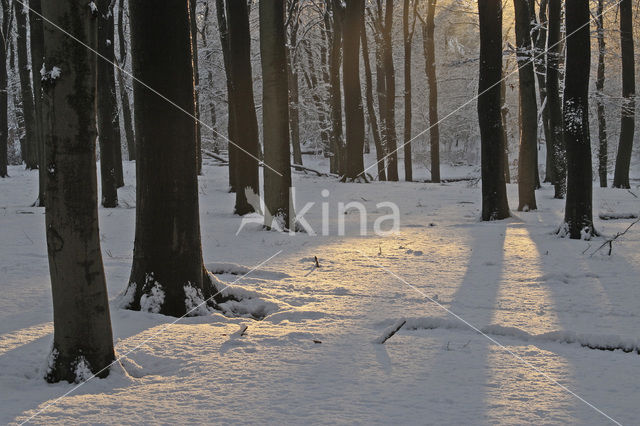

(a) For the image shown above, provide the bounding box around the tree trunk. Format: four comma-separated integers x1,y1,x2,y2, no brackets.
260,0,292,229
562,0,593,239
361,19,386,181
41,0,115,383
342,0,366,181
423,0,440,183
612,0,635,188
595,0,607,188
382,0,398,181
286,2,303,166
547,0,565,198
514,0,538,211
402,0,413,182
30,0,46,203
531,0,547,188
0,0,9,178
302,39,330,159
117,0,135,161
189,0,203,174
477,0,510,221
97,0,121,207
328,0,345,175
14,1,39,170
125,0,218,317
501,77,511,183
226,0,260,213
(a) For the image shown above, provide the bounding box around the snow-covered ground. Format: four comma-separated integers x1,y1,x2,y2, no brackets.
1,154,639,425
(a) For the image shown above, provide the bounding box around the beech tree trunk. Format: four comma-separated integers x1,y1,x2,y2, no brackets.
30,0,46,204
260,0,292,229
547,0,565,198
97,0,121,207
477,0,510,221
41,0,115,383
595,0,607,188
286,1,303,166
562,0,594,239
126,0,218,317
423,0,440,183
117,0,135,161
0,0,8,178
612,0,635,189
501,77,511,183
402,0,414,182
361,20,386,181
14,1,39,170
226,0,260,213
382,0,398,181
514,0,538,211
342,0,366,181
189,0,202,174
328,0,345,175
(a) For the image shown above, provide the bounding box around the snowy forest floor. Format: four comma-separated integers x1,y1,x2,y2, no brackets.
1,155,640,424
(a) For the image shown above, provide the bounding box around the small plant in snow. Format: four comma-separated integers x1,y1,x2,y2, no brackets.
184,284,212,316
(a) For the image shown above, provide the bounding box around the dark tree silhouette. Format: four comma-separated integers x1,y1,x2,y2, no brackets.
546,0,565,198
30,0,46,204
421,0,440,183
382,0,398,181
595,0,608,188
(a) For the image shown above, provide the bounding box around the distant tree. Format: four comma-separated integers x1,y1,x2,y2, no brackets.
402,0,417,182
420,0,440,183
30,0,46,204
595,0,608,188
612,0,635,188
562,0,594,239
41,0,115,382
382,0,398,181
546,0,565,198
477,0,510,221
116,0,135,161
285,0,303,166
125,0,219,316
13,0,39,170
97,0,122,207
260,0,293,229
0,0,9,178
342,0,366,181
327,0,345,175
189,0,202,174
226,0,260,214
513,0,538,211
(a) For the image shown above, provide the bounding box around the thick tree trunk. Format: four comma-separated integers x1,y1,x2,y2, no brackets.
227,0,260,213
41,0,115,383
125,0,218,317
328,1,345,175
0,0,8,178
117,0,135,161
30,0,46,203
402,0,413,182
14,1,39,170
361,20,386,181
562,0,594,239
97,0,121,207
423,0,440,183
595,0,607,188
260,0,292,229
382,0,398,181
342,0,366,181
477,0,510,221
547,0,565,198
514,0,538,211
612,0,635,189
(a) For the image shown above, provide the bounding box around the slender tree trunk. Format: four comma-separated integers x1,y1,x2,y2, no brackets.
402,0,414,182
532,0,548,188
501,77,511,183
342,0,366,181
0,0,9,178
382,0,398,181
595,0,607,188
189,0,202,174
547,0,565,198
562,0,593,239
227,0,260,213
423,0,440,182
478,0,510,221
361,20,386,181
14,1,39,170
260,0,292,229
514,0,538,211
41,0,115,383
117,0,135,161
30,0,46,203
328,0,345,175
612,0,635,188
97,0,121,207
125,0,218,317
286,2,303,166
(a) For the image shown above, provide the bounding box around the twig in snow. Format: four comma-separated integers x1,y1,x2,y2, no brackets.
374,319,406,344
590,216,640,256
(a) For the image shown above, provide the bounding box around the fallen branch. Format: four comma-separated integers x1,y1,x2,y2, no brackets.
374,319,406,344
292,163,338,177
591,216,640,256
598,212,638,220
202,149,229,164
